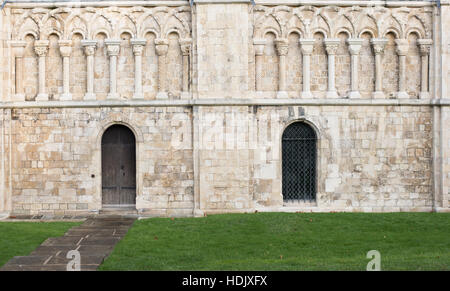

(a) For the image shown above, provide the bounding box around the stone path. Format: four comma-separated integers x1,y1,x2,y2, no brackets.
0,216,136,271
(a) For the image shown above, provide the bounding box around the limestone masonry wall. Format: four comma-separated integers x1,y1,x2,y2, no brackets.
0,0,448,216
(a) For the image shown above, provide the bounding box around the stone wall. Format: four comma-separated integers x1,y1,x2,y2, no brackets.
252,105,433,212
8,107,193,216
0,0,448,216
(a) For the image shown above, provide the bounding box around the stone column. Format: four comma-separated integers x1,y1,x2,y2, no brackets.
58,40,72,101
275,38,288,98
10,41,26,101
105,39,121,100
299,39,315,98
370,38,388,99
395,39,409,99
130,39,146,99
155,38,169,99
253,39,266,92
180,38,192,99
347,38,363,99
81,40,97,100
324,38,340,98
34,40,49,101
417,39,433,99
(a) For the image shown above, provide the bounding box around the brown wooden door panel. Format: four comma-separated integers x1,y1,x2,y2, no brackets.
101,125,136,207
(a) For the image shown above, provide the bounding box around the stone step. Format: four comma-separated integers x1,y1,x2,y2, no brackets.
99,208,138,216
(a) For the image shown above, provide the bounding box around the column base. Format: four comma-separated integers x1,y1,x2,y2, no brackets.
13,94,25,101
193,209,205,218
181,92,190,99
156,91,168,99
372,91,385,99
107,93,120,100
35,93,48,101
397,91,409,99
326,91,339,99
132,93,144,100
59,93,72,101
276,91,288,98
419,92,430,99
84,93,97,100
348,91,361,99
301,91,313,98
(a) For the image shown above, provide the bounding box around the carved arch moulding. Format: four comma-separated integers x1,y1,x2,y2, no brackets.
11,6,192,42
252,5,432,40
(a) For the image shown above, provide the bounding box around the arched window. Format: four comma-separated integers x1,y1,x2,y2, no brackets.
282,122,317,202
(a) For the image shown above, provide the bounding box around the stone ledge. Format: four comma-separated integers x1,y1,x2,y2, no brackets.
1,98,448,108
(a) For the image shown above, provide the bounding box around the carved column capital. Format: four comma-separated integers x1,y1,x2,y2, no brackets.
394,39,409,56
105,39,121,56
180,38,192,56
155,39,169,56
347,38,363,55
9,40,27,57
34,40,49,57
324,38,340,55
417,39,433,56
299,38,315,55
130,38,146,56
275,38,289,56
370,38,388,55
253,39,266,56
81,40,97,56
58,40,72,57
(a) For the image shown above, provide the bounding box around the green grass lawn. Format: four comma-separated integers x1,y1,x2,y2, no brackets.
99,212,450,271
0,221,81,267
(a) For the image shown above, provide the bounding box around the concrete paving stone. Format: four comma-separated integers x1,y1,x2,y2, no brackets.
30,246,77,256
0,264,98,271
41,236,84,246
46,255,106,265
1,216,136,271
79,237,121,246
2,256,50,266
77,245,115,253
65,229,116,236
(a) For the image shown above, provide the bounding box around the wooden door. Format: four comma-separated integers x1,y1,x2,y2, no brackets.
101,125,136,207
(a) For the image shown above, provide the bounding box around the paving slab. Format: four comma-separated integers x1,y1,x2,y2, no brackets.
0,216,136,271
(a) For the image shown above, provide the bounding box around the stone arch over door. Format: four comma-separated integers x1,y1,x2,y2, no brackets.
101,124,137,208
281,121,318,202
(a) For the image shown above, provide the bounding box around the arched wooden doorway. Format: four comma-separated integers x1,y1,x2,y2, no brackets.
101,124,136,208
282,122,317,202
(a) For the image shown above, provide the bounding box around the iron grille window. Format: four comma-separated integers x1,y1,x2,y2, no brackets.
282,122,317,202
